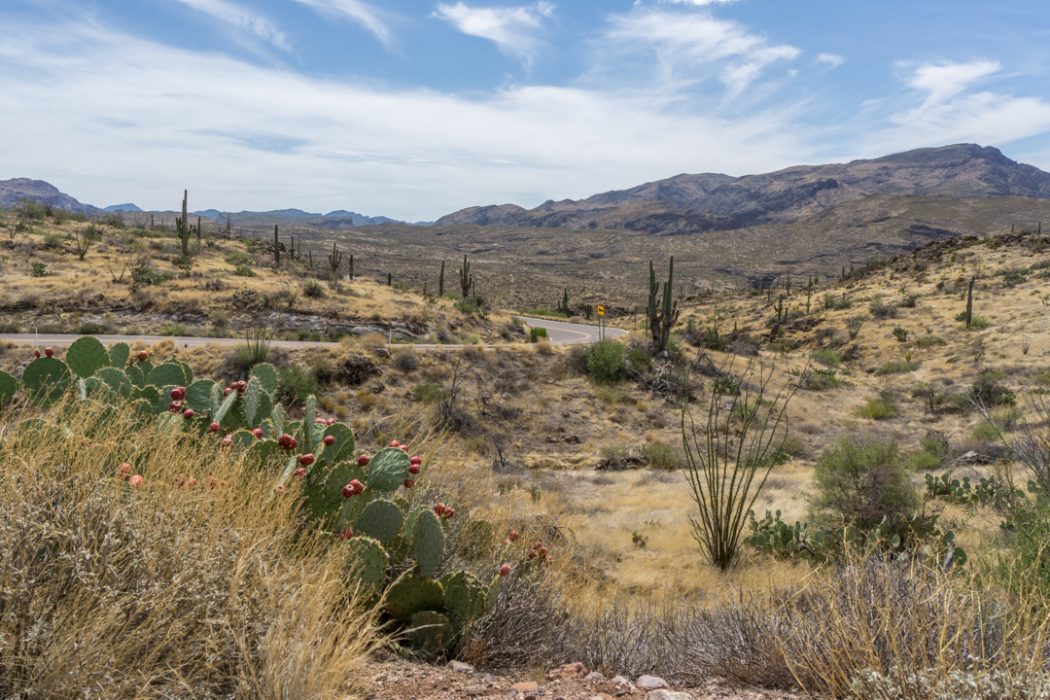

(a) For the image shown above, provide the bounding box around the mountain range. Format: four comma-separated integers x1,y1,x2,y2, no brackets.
5,144,1050,235
436,144,1050,234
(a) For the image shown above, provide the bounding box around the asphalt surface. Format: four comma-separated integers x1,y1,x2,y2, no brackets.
0,317,626,350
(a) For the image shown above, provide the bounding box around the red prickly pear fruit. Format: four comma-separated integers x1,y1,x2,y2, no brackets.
434,503,446,516
209,421,220,433
184,477,198,488
342,483,355,498
278,434,297,450
182,408,194,419
168,401,181,413
297,453,315,466
44,347,54,358
223,387,233,396
508,530,520,542
221,435,233,447
293,467,307,478
323,435,335,446
251,428,264,439
403,478,415,489
339,527,354,540
117,462,132,479
388,439,400,448
349,479,364,494
410,456,422,465
399,445,410,452
136,350,149,362
170,386,186,401
499,563,511,577
357,454,370,467
33,350,41,358
408,464,420,475
444,507,455,518
128,474,144,488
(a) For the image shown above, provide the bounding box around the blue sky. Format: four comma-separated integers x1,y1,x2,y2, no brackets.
3,0,1050,220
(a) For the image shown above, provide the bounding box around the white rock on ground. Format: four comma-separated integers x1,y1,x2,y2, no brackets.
646,691,690,700
637,675,669,690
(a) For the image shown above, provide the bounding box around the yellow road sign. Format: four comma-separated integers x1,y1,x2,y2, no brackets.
596,305,605,316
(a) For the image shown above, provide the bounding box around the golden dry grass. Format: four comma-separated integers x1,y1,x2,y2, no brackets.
0,399,383,699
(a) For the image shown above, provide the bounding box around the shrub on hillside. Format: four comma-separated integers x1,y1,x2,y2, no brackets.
586,340,625,384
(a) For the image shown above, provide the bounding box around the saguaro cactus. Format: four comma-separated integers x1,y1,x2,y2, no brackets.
964,275,975,327
647,257,680,353
273,225,280,268
328,243,343,276
458,254,473,299
439,260,446,297
348,254,354,279
176,190,191,258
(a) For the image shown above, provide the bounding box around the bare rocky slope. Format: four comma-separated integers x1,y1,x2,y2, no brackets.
435,144,1050,234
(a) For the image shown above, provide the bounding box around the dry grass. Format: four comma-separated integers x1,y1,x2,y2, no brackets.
0,399,383,699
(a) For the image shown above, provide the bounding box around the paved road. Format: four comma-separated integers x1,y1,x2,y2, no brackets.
0,317,626,351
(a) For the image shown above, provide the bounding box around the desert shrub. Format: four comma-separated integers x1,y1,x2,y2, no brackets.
159,322,188,336
856,393,899,420
455,296,481,314
413,381,445,404
868,296,898,319
800,368,844,391
392,349,418,372
876,358,920,375
277,364,319,406
529,327,548,342
824,293,853,310
813,348,842,367
0,402,381,699
642,440,684,470
907,431,950,471
75,321,111,335
913,335,945,348
972,371,1015,407
892,325,909,342
302,280,325,298
586,340,625,384
30,261,48,277
810,435,918,532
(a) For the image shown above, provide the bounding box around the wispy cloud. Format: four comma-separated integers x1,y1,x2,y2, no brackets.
172,0,290,52
865,59,1050,153
600,8,799,100
291,0,394,49
0,16,812,219
815,52,844,68
655,0,739,5
432,2,555,65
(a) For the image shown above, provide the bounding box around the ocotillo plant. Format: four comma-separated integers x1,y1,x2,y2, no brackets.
458,254,473,299
964,275,975,327
439,260,446,297
273,225,280,268
647,257,680,354
175,190,191,258
348,254,354,279
328,243,343,276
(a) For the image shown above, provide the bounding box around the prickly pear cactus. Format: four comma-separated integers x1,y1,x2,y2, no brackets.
413,509,445,577
366,448,411,492
66,336,109,379
249,362,278,394
355,498,404,545
408,610,452,657
0,370,20,406
384,571,444,621
22,357,71,406
147,362,185,388
108,342,130,368
95,367,132,399
347,536,389,596
318,423,355,466
442,571,488,632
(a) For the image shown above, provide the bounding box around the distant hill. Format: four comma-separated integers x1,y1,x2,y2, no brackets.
104,203,143,212
193,208,399,226
0,178,97,214
436,144,1050,234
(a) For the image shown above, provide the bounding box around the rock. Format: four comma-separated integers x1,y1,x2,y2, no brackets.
610,676,630,686
449,660,476,674
511,681,540,692
646,691,690,700
584,671,606,682
636,675,669,690
547,662,588,680
588,695,614,700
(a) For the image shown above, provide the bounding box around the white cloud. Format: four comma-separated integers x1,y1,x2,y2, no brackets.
432,2,555,65
656,0,739,5
815,52,844,68
0,17,814,220
601,9,800,99
865,59,1050,154
172,0,290,52
291,0,394,49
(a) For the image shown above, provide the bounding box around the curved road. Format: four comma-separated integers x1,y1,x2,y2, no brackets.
0,317,626,351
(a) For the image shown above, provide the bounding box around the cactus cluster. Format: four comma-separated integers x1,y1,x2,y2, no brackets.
0,336,507,658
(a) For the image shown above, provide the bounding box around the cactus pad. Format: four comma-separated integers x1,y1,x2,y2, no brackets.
108,342,130,368
384,571,444,621
95,367,132,399
0,370,20,406
442,571,488,631
355,498,404,545
304,463,366,524
22,357,71,406
412,509,444,577
408,610,452,657
346,535,388,596
185,380,216,414
319,423,356,465
147,362,185,388
366,448,411,492
66,337,109,378
246,438,282,467
242,377,273,427
249,362,278,394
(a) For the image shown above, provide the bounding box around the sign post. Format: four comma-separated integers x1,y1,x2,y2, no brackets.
596,305,606,341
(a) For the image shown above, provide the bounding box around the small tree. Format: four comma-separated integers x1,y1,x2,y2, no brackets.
684,361,797,570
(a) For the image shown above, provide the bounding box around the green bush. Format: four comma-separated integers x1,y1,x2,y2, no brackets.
641,440,683,470
277,364,318,405
392,349,418,372
810,435,918,531
876,359,920,375
30,262,48,277
812,349,842,368
529,327,548,343
856,394,899,420
586,340,625,384
302,280,325,298
413,382,445,404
